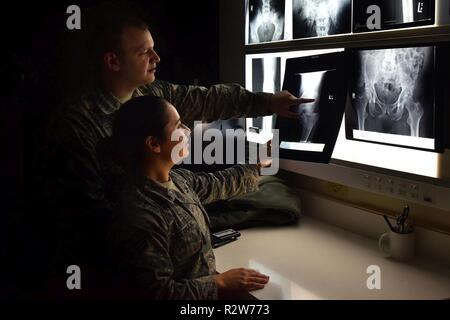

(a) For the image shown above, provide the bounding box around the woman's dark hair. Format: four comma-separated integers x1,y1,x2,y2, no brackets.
113,95,169,168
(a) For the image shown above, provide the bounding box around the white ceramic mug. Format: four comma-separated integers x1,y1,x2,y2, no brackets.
378,231,415,262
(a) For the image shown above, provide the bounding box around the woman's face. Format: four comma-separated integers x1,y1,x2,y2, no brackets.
159,102,191,164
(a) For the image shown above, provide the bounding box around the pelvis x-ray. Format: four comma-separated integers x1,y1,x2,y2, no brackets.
350,47,434,139
248,0,285,44
292,0,351,39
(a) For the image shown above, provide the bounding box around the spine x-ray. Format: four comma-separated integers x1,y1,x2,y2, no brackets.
347,46,435,149
292,0,351,39
249,0,285,44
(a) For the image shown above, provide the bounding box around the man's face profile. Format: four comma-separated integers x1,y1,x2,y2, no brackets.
115,26,160,86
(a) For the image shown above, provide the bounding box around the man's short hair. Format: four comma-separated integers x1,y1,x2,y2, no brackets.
86,1,149,65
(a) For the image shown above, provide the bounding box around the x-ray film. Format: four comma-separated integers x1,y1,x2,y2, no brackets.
247,56,281,144
252,57,281,93
353,0,435,32
292,0,351,39
346,46,437,151
280,70,330,152
248,0,285,44
276,52,349,163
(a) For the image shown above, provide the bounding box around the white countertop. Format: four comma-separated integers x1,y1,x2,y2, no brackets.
214,216,450,300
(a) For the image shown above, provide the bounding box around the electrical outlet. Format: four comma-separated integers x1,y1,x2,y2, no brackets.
359,172,436,205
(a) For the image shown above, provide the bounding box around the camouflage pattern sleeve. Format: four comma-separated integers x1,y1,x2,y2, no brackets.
108,205,218,300
140,80,274,125
39,113,114,253
174,164,260,205
43,117,105,203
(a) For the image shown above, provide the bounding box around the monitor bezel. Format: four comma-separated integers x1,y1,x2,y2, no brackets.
276,51,351,164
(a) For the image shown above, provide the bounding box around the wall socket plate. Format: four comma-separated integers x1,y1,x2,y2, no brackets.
280,159,450,211
360,172,436,205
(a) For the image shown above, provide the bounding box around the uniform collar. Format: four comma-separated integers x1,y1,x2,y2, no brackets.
134,172,212,229
135,172,201,204
95,88,145,115
136,174,176,203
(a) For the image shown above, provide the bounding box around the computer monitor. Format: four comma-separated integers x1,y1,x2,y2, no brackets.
275,51,350,163
245,49,345,145
345,44,445,152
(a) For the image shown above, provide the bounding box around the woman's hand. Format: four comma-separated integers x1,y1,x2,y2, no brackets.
257,140,272,173
214,268,270,293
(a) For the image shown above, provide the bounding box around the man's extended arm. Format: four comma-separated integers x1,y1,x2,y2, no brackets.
140,80,273,125
141,80,313,126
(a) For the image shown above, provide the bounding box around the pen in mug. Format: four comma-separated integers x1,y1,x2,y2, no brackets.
383,215,395,232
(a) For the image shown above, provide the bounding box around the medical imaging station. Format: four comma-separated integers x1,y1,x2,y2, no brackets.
216,0,450,300
2,0,450,302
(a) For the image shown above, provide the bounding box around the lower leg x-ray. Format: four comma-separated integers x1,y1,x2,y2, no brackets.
246,51,348,163
347,46,436,150
275,51,348,163
279,70,334,152
292,71,326,143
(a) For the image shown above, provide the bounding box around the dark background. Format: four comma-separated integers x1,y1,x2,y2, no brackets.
0,0,220,297
0,0,220,192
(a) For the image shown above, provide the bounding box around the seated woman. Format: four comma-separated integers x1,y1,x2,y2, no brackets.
108,95,270,300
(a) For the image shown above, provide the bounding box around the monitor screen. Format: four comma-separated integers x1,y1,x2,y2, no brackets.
292,0,351,39
245,49,345,145
353,0,435,32
275,51,349,163
345,45,443,152
248,0,286,44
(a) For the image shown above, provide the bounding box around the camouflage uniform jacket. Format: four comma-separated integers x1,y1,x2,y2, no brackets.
43,80,272,206
107,165,260,300
40,81,272,262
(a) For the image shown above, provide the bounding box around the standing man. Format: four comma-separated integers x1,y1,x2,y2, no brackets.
40,2,312,270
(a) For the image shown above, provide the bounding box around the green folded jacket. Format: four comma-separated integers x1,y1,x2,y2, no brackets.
206,176,302,232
